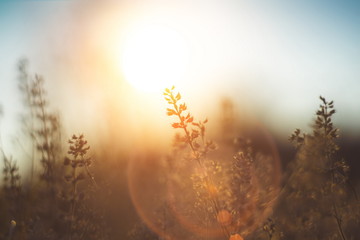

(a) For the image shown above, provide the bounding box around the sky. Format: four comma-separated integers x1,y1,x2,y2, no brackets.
0,0,359,164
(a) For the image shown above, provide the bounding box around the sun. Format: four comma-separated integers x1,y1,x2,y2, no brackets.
121,24,188,93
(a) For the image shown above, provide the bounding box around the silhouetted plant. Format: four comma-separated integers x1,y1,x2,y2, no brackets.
1,60,113,240
2,155,21,193
17,59,36,185
2,154,21,212
163,87,279,240
13,59,64,239
32,75,62,190
0,148,29,240
164,87,230,237
17,60,63,214
17,59,62,191
62,134,104,240
277,96,359,240
64,134,91,239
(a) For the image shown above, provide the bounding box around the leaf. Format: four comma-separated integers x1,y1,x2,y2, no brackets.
319,96,325,103
166,108,177,116
191,130,199,139
176,92,181,101
180,103,187,111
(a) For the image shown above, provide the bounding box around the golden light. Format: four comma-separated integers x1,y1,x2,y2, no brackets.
121,24,188,93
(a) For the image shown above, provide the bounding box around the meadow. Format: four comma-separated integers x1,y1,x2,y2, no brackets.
0,60,359,240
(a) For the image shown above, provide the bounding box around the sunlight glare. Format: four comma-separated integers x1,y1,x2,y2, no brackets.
121,24,188,93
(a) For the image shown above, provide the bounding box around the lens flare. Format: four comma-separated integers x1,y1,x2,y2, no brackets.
128,122,281,239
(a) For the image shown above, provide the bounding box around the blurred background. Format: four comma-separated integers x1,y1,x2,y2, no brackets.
0,0,359,239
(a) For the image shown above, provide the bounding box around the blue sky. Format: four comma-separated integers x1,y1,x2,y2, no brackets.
0,0,359,161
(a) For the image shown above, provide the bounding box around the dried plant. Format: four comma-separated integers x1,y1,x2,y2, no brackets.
17,59,62,192
277,96,359,240
32,75,62,190
0,147,29,240
17,59,36,185
2,58,360,240
2,155,21,197
163,87,279,240
62,134,104,240
63,134,91,239
164,87,228,237
1,60,110,240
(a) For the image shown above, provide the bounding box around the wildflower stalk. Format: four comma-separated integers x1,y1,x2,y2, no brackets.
17,59,36,187
288,96,349,240
17,59,62,192
164,87,230,238
64,134,92,240
317,97,346,240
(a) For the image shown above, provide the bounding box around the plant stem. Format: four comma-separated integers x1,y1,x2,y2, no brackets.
171,96,230,238
69,164,77,240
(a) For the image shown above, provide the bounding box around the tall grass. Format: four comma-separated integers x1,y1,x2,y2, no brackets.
0,60,359,240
